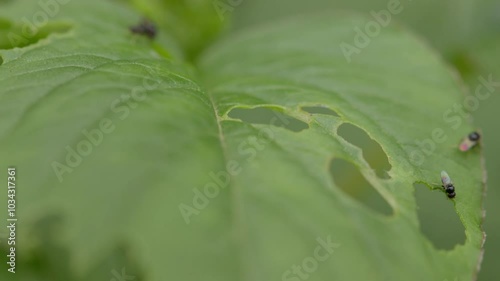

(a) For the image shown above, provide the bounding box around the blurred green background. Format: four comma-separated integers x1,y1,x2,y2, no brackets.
227,0,498,280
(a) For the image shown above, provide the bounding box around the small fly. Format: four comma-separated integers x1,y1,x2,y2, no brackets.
459,131,480,152
130,19,157,39
440,171,456,199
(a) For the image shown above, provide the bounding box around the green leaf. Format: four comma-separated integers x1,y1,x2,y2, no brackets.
0,1,484,281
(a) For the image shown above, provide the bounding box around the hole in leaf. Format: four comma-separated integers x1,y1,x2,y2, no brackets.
330,158,392,216
414,183,465,250
228,107,308,132
0,20,72,50
302,106,339,117
337,123,391,179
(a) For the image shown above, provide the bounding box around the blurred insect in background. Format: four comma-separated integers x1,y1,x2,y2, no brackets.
441,171,456,199
130,19,157,39
459,131,481,152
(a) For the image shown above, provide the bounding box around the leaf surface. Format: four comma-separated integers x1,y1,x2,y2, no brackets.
0,1,484,281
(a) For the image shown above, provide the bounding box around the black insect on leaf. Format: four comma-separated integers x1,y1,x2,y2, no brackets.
130,19,157,39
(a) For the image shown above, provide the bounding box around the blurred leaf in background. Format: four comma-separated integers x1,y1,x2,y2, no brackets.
124,0,226,61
